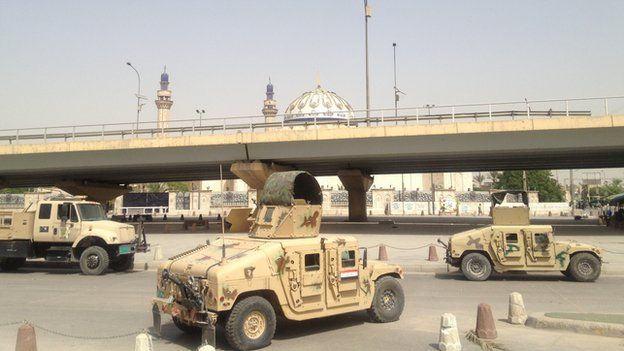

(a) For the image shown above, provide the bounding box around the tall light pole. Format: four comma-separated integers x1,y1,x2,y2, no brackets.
126,62,146,130
393,43,398,118
196,109,205,127
364,0,372,124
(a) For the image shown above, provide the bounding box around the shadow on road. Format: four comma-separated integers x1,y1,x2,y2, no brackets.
434,271,569,282
273,311,367,340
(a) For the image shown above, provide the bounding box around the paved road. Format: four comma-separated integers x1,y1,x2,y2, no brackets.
1,268,623,351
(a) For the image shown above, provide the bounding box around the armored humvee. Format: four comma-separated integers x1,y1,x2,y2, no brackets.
0,196,143,275
153,171,404,350
443,191,602,282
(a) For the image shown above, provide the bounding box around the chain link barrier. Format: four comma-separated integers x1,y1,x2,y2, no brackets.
0,320,158,341
365,243,445,250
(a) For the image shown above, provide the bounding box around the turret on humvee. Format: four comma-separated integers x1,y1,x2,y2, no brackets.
443,191,602,282
153,171,404,351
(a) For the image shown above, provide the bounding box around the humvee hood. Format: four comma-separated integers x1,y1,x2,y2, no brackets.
164,237,272,277
91,220,135,242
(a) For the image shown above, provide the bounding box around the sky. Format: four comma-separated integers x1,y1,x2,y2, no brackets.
1,0,623,178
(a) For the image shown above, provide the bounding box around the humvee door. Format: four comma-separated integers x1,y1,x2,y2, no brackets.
280,249,325,312
325,245,360,308
491,230,526,266
524,230,556,267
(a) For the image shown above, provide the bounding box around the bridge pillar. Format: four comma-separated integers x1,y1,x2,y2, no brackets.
230,161,291,199
55,181,130,204
338,169,374,222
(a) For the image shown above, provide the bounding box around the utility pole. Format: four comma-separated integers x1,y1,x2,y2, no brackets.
569,169,575,216
364,0,372,125
522,171,528,192
430,173,436,215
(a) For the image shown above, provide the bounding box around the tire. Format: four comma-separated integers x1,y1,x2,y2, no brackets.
225,296,276,351
566,252,601,282
110,254,134,272
461,253,492,281
0,257,26,271
367,276,405,323
173,316,201,334
79,246,110,275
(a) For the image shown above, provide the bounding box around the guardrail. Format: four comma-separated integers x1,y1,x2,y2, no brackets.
1,95,622,145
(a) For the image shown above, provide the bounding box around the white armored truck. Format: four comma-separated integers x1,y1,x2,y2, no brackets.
0,196,144,275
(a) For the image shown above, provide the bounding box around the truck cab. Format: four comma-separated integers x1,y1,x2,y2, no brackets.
0,196,140,275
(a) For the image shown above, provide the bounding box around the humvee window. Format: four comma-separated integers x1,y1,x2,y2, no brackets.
58,204,79,222
38,204,51,219
304,253,320,271
534,233,550,245
263,207,275,223
341,250,356,267
505,233,518,243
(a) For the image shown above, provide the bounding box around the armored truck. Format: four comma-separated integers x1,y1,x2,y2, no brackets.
0,196,140,275
153,171,405,351
443,191,602,282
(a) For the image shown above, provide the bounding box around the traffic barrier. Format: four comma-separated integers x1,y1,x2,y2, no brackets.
144,262,149,271
438,313,461,351
198,345,216,351
508,292,528,325
428,245,439,261
15,323,37,351
134,332,153,351
164,223,169,233
475,303,497,339
153,245,163,260
377,244,388,261
191,223,197,232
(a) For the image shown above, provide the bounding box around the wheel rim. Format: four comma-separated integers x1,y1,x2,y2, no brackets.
380,289,396,311
86,254,100,269
578,260,593,276
467,258,485,277
243,311,266,340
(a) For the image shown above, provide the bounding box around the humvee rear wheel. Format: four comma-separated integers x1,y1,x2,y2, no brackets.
461,253,492,281
225,296,276,351
0,257,26,271
79,246,110,275
172,316,201,334
368,276,405,323
567,253,601,282
110,254,134,272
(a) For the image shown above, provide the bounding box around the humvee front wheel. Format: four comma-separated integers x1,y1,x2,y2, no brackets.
461,253,492,281
0,257,26,271
225,296,276,351
567,253,601,282
79,246,110,275
368,276,405,323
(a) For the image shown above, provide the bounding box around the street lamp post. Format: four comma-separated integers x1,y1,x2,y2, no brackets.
196,109,205,127
364,0,372,125
126,62,146,132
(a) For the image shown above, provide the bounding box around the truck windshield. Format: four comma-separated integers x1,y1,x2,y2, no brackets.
77,204,107,221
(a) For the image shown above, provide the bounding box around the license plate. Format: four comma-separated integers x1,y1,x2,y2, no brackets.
119,244,134,254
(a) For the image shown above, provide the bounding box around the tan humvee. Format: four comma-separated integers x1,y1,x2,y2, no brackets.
0,196,143,275
443,191,602,282
153,171,404,351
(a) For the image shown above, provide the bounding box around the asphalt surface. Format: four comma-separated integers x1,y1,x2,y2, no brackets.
1,268,623,351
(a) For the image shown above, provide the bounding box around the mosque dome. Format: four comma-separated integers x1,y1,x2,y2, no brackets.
284,85,354,122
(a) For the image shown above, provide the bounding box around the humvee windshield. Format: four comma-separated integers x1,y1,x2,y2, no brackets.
77,204,107,221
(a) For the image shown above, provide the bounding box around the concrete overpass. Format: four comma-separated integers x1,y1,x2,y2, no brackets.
1,113,623,220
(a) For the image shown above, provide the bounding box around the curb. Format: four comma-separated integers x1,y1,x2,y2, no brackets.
526,313,624,338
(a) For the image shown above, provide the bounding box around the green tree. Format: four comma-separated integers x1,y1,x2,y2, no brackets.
473,173,486,190
165,182,191,192
0,187,33,194
589,179,624,198
492,170,565,202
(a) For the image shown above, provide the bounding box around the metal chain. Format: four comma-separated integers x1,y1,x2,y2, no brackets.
30,322,148,340
366,243,445,250
0,321,21,328
602,248,624,255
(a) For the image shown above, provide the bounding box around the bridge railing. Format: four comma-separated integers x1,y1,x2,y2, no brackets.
1,95,622,145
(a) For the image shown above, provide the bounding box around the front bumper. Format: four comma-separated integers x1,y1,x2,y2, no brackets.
152,297,217,326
